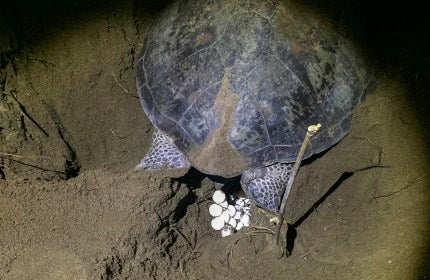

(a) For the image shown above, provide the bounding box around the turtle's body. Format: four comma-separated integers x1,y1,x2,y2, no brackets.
136,0,375,212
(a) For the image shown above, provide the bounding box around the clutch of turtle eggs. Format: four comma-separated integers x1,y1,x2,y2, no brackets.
209,190,251,237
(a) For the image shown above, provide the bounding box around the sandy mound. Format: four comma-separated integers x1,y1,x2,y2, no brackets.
0,0,428,279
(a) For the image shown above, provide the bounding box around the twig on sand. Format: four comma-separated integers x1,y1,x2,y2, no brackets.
0,151,50,159
28,55,56,67
372,173,427,199
6,91,50,137
111,72,130,93
170,225,195,251
110,129,126,139
111,72,139,98
274,124,321,246
227,227,274,268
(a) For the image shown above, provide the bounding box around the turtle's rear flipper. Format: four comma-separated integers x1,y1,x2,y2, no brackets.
240,163,294,213
136,130,190,170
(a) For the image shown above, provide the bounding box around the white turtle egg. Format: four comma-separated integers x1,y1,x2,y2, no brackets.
236,199,245,207
219,201,228,209
220,211,230,222
233,209,242,220
211,216,225,230
221,225,234,237
228,217,237,228
235,221,244,231
209,204,223,217
212,190,226,204
240,213,250,226
227,205,236,217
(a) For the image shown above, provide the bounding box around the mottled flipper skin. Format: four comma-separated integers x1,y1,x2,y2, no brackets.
241,163,293,212
137,130,190,170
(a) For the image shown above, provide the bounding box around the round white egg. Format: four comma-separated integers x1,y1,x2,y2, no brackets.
228,217,237,228
227,205,236,217
240,213,250,226
211,216,225,230
212,190,226,204
236,221,244,231
219,201,228,209
236,199,245,207
220,211,230,222
233,209,242,220
243,207,251,215
209,204,223,217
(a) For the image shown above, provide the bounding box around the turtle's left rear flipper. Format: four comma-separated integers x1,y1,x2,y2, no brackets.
136,130,190,170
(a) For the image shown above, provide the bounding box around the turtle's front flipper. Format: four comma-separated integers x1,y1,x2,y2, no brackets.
136,130,190,170
241,163,293,213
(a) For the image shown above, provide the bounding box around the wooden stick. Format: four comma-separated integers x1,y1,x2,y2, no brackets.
274,124,321,246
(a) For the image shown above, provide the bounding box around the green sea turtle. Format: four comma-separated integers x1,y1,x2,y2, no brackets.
136,0,375,213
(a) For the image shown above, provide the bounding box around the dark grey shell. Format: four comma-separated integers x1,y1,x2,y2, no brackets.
136,0,375,177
